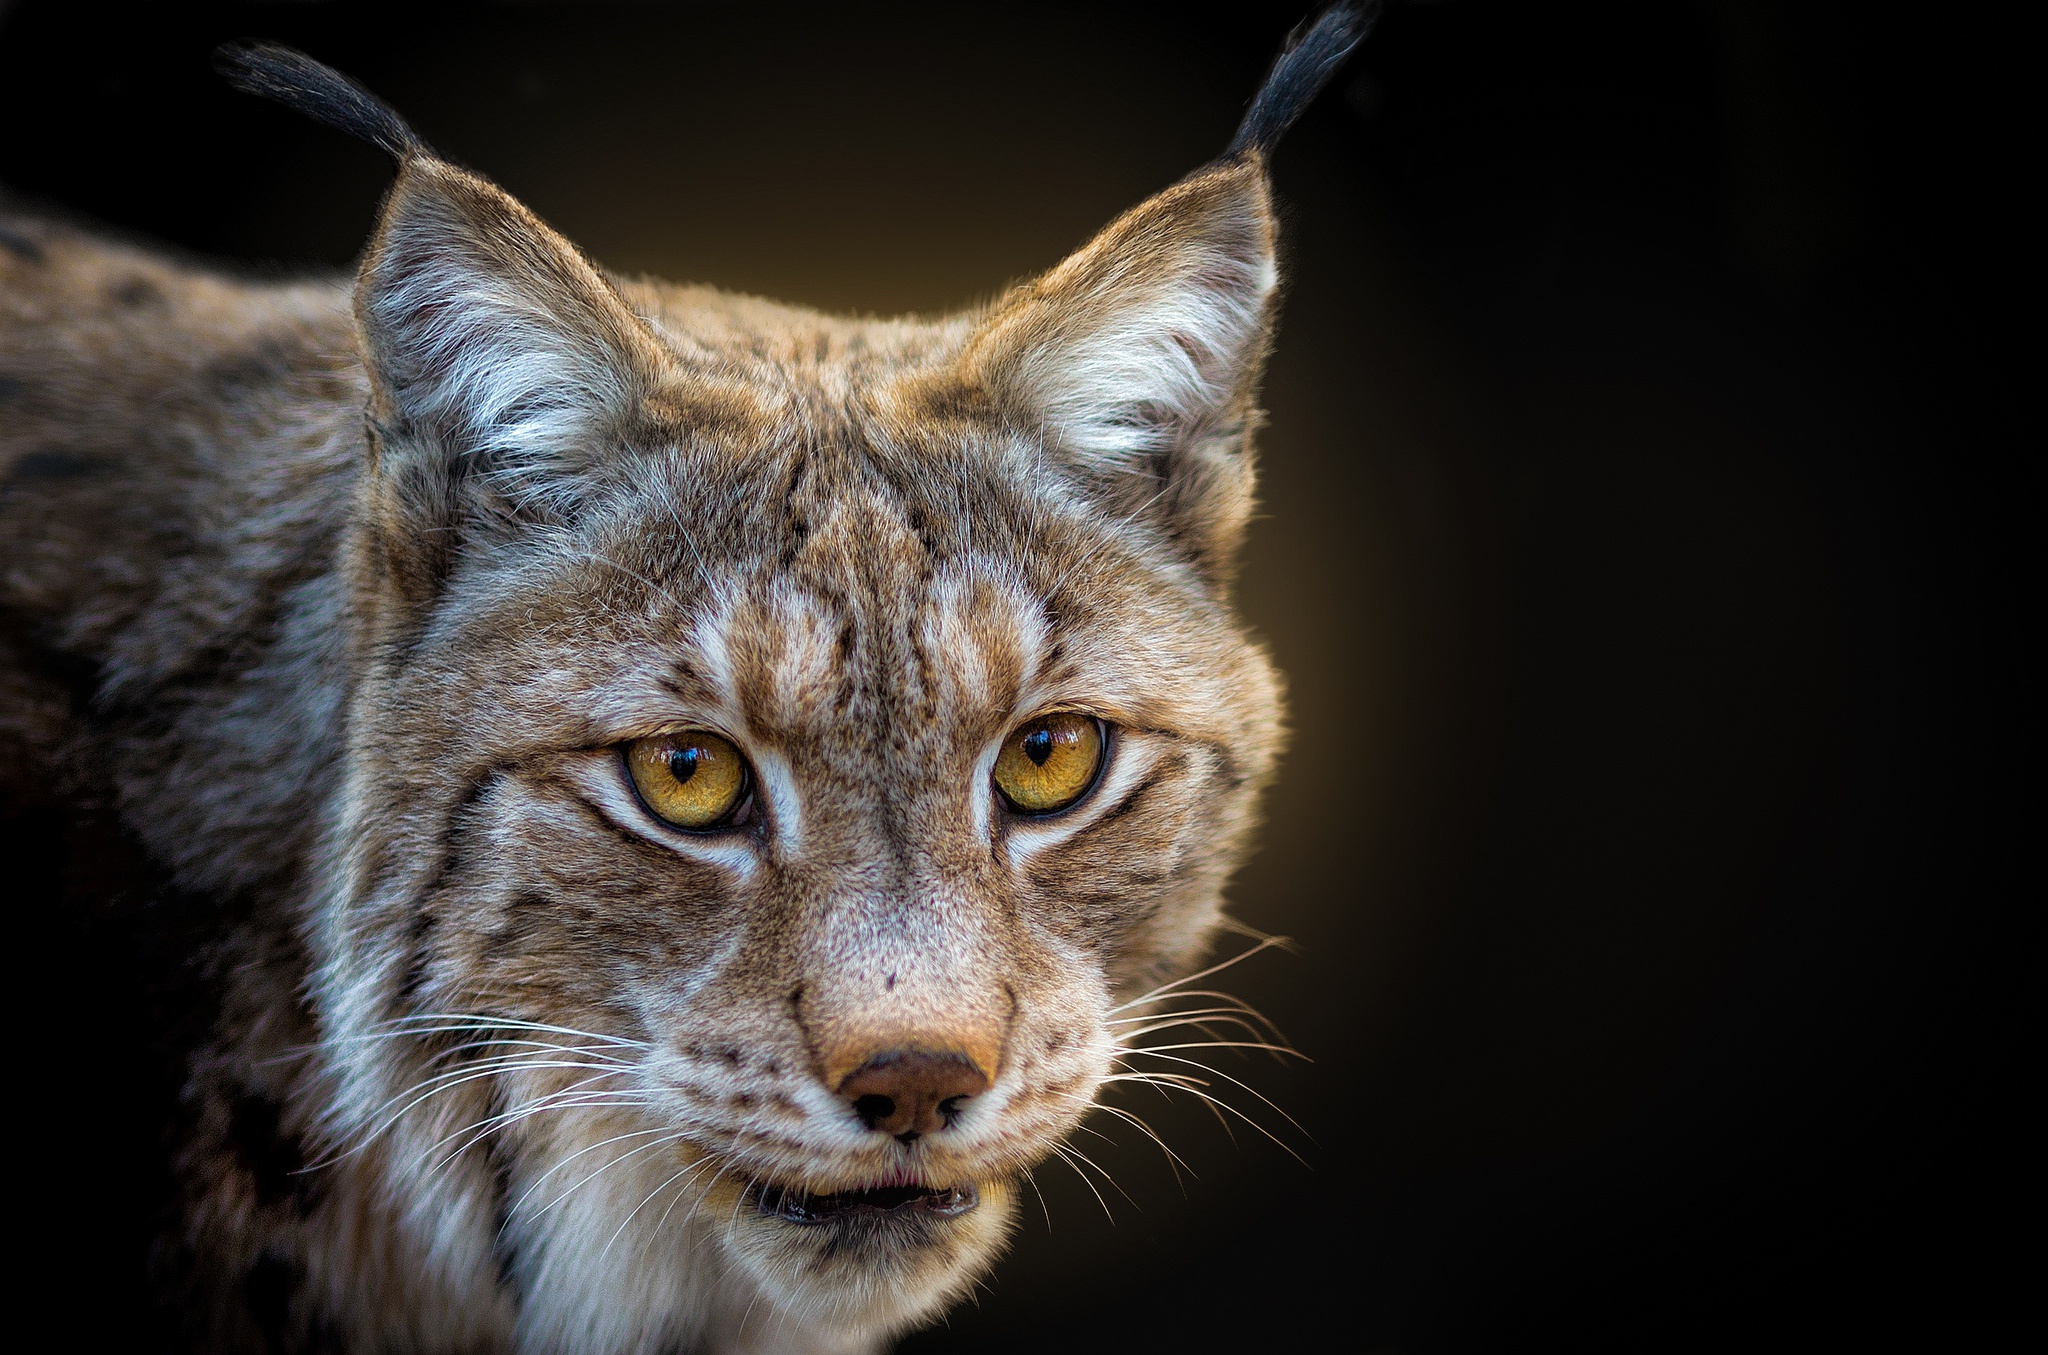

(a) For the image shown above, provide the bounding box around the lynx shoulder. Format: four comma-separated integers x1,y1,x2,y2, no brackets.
0,7,1373,1351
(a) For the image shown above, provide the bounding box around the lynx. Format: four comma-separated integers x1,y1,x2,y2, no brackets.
0,7,1372,1351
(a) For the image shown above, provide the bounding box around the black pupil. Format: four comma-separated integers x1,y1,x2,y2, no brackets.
667,747,700,784
1023,728,1054,766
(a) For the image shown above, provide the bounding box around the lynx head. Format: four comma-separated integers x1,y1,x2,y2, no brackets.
224,8,1369,1347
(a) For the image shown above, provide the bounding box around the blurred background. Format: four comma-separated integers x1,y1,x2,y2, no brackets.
1,1,1995,1350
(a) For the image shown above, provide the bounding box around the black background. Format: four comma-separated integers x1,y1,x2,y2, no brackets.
0,2,2000,1351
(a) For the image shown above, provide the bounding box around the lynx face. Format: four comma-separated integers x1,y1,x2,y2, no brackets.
318,142,1287,1341
3,11,1368,1349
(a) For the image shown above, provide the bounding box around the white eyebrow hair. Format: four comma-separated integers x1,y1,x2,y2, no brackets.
749,745,804,857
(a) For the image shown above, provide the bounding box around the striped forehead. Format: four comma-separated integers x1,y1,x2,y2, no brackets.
690,546,1050,746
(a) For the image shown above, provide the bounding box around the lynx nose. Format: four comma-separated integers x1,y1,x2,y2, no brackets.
837,1050,991,1142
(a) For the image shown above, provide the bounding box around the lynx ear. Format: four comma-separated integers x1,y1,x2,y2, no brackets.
960,160,1279,574
218,43,670,522
356,158,671,518
957,3,1375,577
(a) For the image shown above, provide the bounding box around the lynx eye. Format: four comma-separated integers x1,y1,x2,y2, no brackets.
624,731,750,831
992,712,1106,815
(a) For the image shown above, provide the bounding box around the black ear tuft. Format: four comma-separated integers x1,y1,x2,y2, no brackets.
215,42,427,163
1226,1,1380,159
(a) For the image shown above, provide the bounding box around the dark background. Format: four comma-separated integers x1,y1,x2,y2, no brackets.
1,2,1999,1351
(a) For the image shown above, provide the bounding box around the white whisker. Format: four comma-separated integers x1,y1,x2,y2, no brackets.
499,1124,679,1226
1107,937,1292,1014
1119,1038,1306,1061
1103,1064,1309,1165
1044,1142,1116,1225
1111,1048,1309,1141
529,1130,689,1223
1050,1090,1196,1181
1020,1164,1053,1232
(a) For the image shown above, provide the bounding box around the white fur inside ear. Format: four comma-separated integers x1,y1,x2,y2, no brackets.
1020,246,1277,470
367,218,638,512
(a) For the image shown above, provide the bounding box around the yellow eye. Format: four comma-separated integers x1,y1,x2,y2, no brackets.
624,730,750,831
992,712,1105,815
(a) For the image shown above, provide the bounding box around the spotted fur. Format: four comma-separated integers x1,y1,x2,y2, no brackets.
1,10,1368,1351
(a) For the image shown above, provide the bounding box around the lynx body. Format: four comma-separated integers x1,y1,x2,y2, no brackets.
0,10,1369,1351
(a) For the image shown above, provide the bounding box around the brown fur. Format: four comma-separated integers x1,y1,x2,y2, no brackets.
0,41,1319,1352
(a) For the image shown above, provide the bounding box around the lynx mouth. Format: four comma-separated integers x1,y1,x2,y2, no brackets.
751,1180,980,1226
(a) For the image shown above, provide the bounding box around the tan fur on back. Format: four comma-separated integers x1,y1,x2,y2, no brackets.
0,36,1323,1348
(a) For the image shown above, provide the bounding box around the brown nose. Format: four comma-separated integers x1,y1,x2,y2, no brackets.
837,1050,991,1142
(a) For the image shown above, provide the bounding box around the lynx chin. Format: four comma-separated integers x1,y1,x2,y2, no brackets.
1,6,1374,1351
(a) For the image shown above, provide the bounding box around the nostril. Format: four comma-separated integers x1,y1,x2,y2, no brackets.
853,1093,895,1130
836,1049,992,1140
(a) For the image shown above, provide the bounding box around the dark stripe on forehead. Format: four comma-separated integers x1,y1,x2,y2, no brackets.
778,448,810,567
656,668,725,710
